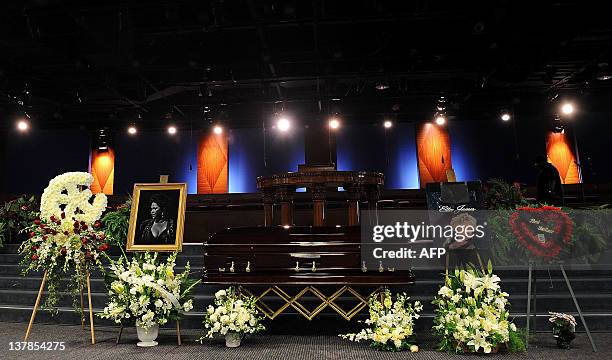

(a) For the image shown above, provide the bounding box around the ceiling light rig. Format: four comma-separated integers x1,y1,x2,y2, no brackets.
434,96,447,126
97,129,108,150
552,114,565,133
213,125,223,135
384,120,393,129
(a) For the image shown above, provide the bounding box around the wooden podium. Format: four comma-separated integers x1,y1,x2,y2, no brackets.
256,165,384,226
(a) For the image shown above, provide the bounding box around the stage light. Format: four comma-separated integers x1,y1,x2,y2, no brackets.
17,119,29,132
167,125,177,135
97,129,108,150
375,83,389,90
552,114,564,133
127,125,137,135
561,103,574,115
329,118,340,130
433,95,447,126
501,113,511,121
277,117,290,132
384,120,393,128
213,125,223,135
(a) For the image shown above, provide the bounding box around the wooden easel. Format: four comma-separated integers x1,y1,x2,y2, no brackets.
24,269,96,344
116,174,182,345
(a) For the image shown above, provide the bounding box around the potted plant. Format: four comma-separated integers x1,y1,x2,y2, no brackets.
99,252,200,347
200,287,265,347
340,289,422,352
432,262,524,354
101,198,132,247
549,312,576,349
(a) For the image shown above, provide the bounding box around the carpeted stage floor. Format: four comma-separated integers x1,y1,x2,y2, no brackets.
0,322,610,359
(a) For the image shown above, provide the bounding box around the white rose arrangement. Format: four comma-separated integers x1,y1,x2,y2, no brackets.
432,262,524,353
340,289,422,351
99,252,200,329
199,287,265,341
19,172,109,312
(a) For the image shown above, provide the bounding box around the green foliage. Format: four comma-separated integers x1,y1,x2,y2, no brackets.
507,328,526,353
101,198,131,247
0,223,5,248
0,195,39,245
485,178,530,210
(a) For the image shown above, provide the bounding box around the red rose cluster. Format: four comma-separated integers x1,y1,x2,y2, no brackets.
25,212,109,264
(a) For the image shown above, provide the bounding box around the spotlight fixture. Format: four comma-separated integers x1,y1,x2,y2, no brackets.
552,114,564,133
328,117,340,130
213,125,223,135
97,129,108,150
167,125,177,135
375,83,389,91
434,95,447,126
561,102,574,115
17,119,29,132
16,112,31,132
127,125,137,135
384,120,393,129
500,112,511,121
277,117,290,132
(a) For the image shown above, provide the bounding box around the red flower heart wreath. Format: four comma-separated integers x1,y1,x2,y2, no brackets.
508,206,573,260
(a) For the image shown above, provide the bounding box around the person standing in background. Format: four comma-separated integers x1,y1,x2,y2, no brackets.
535,155,564,206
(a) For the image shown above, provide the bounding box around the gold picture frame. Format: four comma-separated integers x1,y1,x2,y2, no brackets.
126,183,187,252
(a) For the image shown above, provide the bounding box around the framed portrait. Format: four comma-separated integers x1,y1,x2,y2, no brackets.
126,183,187,252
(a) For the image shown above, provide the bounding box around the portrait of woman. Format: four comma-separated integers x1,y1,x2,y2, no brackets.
139,193,176,245
127,183,187,252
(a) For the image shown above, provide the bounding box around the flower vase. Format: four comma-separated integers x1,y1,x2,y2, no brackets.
136,324,159,347
553,324,575,349
553,332,576,349
225,331,242,347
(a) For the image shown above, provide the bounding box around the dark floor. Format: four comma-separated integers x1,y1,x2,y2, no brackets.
0,322,609,360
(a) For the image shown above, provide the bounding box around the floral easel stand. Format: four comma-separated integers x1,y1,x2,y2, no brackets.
20,171,108,346
24,270,96,344
116,175,182,346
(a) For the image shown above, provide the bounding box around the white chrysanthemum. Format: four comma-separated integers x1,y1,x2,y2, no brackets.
40,172,107,224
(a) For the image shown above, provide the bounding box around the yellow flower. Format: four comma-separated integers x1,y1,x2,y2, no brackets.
410,345,419,352
384,297,392,309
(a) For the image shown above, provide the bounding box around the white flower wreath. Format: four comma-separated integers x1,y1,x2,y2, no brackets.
40,172,107,224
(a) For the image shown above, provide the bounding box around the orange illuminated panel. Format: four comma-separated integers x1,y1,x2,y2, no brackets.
417,123,452,188
197,132,228,193
546,132,581,184
90,148,115,195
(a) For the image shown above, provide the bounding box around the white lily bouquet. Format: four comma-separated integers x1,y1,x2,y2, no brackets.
432,262,524,353
340,289,422,351
199,287,265,342
98,252,200,329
